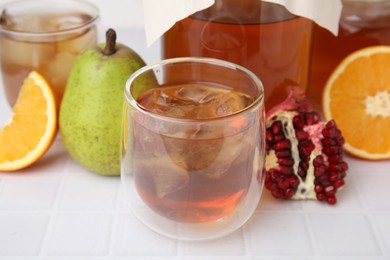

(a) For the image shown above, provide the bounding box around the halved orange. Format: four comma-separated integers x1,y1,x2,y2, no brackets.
323,45,390,160
0,71,57,171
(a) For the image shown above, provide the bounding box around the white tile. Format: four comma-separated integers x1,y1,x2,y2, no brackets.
46,213,112,256
245,212,313,256
0,141,66,210
355,175,390,211
183,256,247,260
309,213,381,256
112,213,177,256
59,162,120,210
374,214,390,255
0,213,49,256
0,172,61,210
345,155,390,175
179,229,245,256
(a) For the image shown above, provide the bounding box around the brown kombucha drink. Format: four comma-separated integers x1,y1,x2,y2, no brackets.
308,0,390,111
0,4,98,106
131,84,260,223
163,0,313,110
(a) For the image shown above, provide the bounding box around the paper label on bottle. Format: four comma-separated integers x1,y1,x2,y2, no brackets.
143,0,342,46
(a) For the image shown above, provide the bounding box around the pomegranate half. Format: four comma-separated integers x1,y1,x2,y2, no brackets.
265,86,348,204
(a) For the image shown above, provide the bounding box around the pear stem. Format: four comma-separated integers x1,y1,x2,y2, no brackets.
103,28,117,56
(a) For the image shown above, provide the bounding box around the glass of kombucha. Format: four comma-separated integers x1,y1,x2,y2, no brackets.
121,57,265,241
162,0,313,110
0,0,99,107
308,0,390,111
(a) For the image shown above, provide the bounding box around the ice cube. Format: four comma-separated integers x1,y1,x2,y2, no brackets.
134,157,189,198
42,52,76,97
0,36,56,68
57,26,97,54
175,85,220,104
215,92,252,116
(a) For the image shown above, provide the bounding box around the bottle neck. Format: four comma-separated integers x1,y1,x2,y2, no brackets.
191,0,297,24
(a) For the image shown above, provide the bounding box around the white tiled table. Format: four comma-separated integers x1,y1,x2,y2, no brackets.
1,26,390,260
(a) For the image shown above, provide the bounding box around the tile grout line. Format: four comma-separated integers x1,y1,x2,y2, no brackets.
350,176,387,257
302,204,320,258
367,212,389,259
106,178,122,258
38,153,72,258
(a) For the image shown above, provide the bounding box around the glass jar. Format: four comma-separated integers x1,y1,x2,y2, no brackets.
308,0,390,111
121,57,265,241
163,0,313,110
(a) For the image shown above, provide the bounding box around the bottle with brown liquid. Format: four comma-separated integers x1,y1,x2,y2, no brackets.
308,0,390,111
163,0,313,110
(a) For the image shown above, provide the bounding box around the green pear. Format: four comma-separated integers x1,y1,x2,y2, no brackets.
59,28,146,176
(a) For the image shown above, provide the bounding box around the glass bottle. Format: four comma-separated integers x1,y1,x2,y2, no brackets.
163,0,313,110
308,0,390,111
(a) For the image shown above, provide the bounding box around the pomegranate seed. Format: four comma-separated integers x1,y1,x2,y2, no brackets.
287,177,299,188
295,129,309,140
316,175,328,184
313,155,324,167
316,192,326,201
269,170,280,181
329,163,342,171
274,133,285,142
337,137,345,146
299,145,312,157
329,171,339,182
300,161,309,171
326,120,336,129
334,179,345,188
305,112,319,125
341,162,348,171
266,130,274,142
272,189,284,199
284,188,295,198
325,185,337,196
297,167,306,178
279,166,294,176
278,158,294,166
314,166,326,177
314,185,323,193
328,155,341,163
276,150,291,158
322,138,336,146
277,179,290,190
293,115,305,128
274,140,291,150
272,121,283,134
265,181,275,190
323,146,341,156
327,196,337,205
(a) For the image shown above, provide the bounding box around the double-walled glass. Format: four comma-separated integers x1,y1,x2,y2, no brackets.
121,57,265,241
0,0,100,106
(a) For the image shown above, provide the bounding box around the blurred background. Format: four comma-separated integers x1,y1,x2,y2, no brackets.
0,0,161,124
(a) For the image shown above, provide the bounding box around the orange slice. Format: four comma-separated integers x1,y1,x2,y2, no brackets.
322,45,390,160
0,71,57,171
